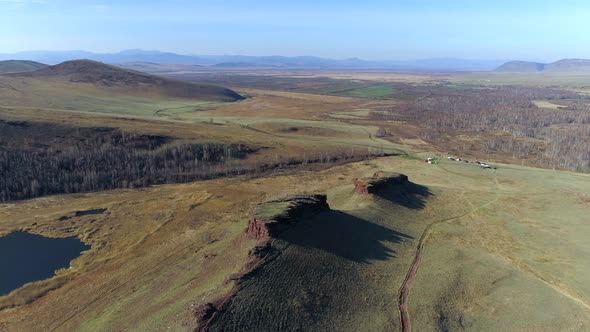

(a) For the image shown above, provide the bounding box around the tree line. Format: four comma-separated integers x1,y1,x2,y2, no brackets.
0,140,252,202
370,85,590,172
0,123,381,202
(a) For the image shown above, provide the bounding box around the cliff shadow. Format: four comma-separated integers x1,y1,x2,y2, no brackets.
373,181,432,210
276,209,413,264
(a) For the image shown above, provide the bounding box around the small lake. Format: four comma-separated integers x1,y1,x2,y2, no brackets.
0,231,90,296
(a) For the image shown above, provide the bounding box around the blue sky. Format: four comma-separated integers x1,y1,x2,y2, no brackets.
1,0,589,61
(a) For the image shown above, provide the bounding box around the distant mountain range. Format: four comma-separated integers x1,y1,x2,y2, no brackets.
0,49,507,71
495,59,590,72
2,51,588,73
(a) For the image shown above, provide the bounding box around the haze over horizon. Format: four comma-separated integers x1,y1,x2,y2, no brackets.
2,0,590,62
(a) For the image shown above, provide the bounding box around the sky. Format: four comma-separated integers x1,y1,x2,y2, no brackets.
1,0,590,61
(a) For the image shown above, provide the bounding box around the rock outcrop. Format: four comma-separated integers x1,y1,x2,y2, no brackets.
196,194,330,331
353,171,408,194
246,194,330,240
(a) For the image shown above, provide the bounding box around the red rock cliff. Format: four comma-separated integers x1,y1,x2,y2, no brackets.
353,172,408,194
246,194,329,240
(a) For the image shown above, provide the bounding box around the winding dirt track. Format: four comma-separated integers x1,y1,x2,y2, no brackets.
397,170,500,332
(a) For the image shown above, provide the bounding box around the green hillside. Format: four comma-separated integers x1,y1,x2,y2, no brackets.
0,60,47,74
9,60,244,102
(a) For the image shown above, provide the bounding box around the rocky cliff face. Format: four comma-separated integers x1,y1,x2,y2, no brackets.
246,194,330,240
195,194,330,331
353,172,408,194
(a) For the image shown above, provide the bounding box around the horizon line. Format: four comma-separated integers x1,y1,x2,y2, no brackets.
0,49,560,63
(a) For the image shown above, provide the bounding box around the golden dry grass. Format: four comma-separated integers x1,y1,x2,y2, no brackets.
211,88,369,120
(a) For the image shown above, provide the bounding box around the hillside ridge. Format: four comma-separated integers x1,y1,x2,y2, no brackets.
495,58,590,72
9,60,244,101
0,60,47,74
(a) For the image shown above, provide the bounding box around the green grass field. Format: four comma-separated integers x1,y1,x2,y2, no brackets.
408,161,590,330
335,85,394,98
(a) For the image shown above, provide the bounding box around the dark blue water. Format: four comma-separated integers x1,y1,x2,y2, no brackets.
0,231,90,296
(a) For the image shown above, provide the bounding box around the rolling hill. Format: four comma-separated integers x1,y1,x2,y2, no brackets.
9,60,243,101
495,59,590,72
495,60,545,72
0,60,47,74
545,59,590,72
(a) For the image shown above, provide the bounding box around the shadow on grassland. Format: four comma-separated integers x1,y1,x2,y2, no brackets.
373,181,433,210
277,209,414,263
206,209,414,332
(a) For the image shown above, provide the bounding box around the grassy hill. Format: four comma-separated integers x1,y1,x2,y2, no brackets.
0,60,245,118
9,60,243,101
495,60,545,72
0,60,47,74
545,59,590,72
495,59,590,73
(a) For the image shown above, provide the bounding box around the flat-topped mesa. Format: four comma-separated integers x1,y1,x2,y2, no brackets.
353,171,408,194
197,194,329,331
246,194,329,240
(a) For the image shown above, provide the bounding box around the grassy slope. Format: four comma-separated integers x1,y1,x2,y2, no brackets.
0,60,47,74
1,70,400,158
0,78,217,117
0,82,405,159
9,60,243,102
0,60,244,120
410,162,590,331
